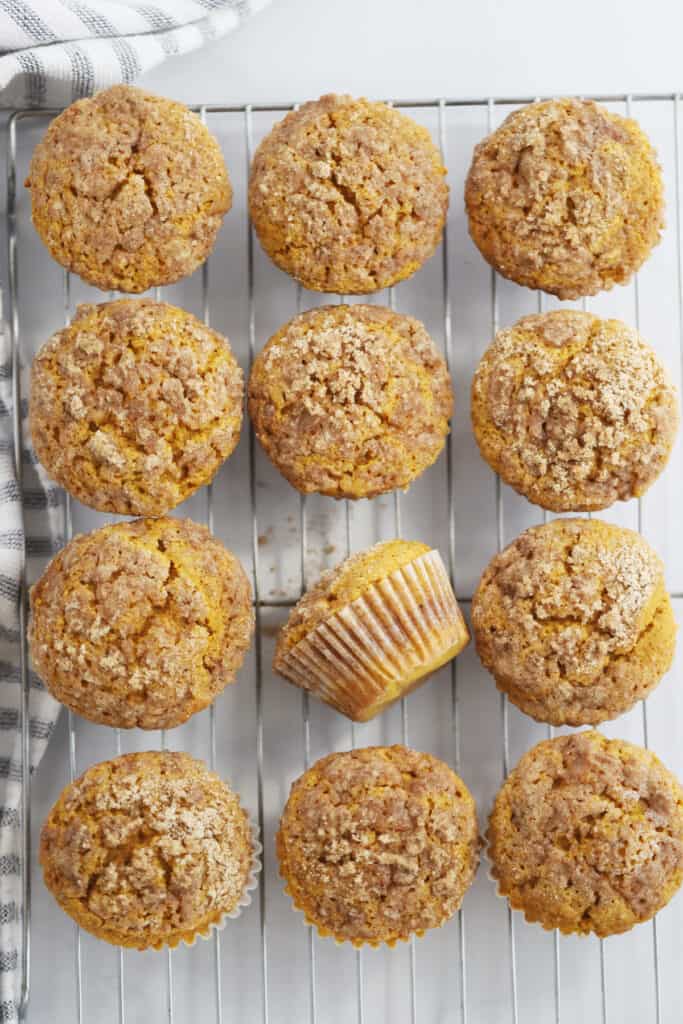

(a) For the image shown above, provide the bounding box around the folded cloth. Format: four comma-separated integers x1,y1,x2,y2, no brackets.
0,0,272,107
0,290,64,1023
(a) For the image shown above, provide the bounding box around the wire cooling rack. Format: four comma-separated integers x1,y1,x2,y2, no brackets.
4,94,683,1024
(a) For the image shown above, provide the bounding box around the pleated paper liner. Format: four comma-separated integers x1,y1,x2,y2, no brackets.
277,549,469,721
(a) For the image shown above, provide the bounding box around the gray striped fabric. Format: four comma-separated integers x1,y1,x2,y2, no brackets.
0,293,65,1022
0,0,272,107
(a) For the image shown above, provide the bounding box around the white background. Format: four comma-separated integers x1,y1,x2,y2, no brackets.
4,3,683,1023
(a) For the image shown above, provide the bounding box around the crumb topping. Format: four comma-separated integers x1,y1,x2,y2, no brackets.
29,518,254,729
471,310,679,512
465,98,664,299
248,94,448,293
472,519,675,725
29,299,244,515
488,732,683,936
26,84,231,292
277,746,479,944
40,751,252,949
248,304,452,499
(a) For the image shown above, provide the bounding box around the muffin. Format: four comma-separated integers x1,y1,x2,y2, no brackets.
274,540,469,721
277,745,478,945
30,299,243,515
40,751,257,949
465,98,664,299
488,732,683,937
471,310,679,512
29,517,254,730
248,94,448,293
471,518,676,726
26,84,231,292
248,304,452,499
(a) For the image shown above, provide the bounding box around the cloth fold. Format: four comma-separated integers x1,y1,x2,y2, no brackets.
0,0,272,107
0,293,63,1023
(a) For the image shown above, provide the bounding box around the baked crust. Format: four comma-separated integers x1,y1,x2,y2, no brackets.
26,84,231,292
488,732,683,936
248,94,448,293
465,99,664,299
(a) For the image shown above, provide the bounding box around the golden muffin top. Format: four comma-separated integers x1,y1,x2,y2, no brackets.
26,84,231,292
248,304,452,499
471,310,679,512
29,518,254,729
30,299,244,515
248,93,448,293
277,745,479,945
40,751,253,950
488,732,683,937
465,98,664,298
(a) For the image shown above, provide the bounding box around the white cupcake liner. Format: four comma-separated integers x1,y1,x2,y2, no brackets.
173,811,263,949
278,550,469,721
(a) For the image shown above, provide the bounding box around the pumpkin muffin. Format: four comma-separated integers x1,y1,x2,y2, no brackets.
277,745,478,945
274,539,469,721
471,518,676,727
248,93,448,293
488,732,683,937
26,84,231,292
248,304,452,499
471,310,679,512
30,299,243,515
29,518,254,730
40,751,257,949
465,98,664,299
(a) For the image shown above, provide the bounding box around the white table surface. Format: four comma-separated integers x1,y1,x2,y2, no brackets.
4,4,683,1024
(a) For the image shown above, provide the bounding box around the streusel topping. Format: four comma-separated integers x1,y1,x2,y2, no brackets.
465,98,664,299
30,299,244,515
40,751,252,949
488,732,683,936
26,85,231,292
276,745,478,945
472,519,675,725
248,304,452,499
249,94,448,293
29,518,254,729
471,310,679,512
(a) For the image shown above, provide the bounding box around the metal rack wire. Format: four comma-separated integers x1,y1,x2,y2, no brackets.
5,94,683,1024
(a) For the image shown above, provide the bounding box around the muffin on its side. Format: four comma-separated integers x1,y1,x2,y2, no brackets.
471,518,676,726
465,98,664,299
274,540,469,721
249,94,448,293
248,304,452,499
40,751,256,949
30,299,243,515
488,732,683,937
29,518,254,730
26,84,231,292
277,745,479,945
471,310,679,512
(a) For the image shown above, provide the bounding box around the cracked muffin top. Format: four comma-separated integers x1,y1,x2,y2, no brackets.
248,304,452,499
29,299,243,515
471,310,679,512
29,517,254,730
472,518,676,726
465,98,664,299
276,745,479,945
40,751,253,949
26,84,231,292
248,94,448,293
488,732,683,937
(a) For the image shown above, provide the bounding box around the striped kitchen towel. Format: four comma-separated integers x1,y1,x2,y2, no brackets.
0,0,272,108
0,290,63,1023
